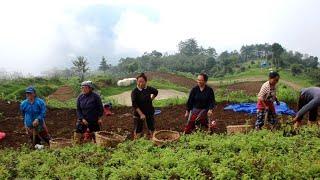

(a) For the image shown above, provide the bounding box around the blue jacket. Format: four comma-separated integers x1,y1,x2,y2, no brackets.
20,97,46,128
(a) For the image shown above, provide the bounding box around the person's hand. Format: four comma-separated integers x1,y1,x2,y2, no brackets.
184,111,189,118
207,110,213,117
32,119,39,127
140,114,146,120
82,119,88,126
292,116,298,123
25,127,29,135
98,119,103,126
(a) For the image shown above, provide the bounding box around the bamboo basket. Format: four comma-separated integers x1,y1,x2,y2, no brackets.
152,130,180,146
227,125,252,135
95,131,125,147
50,138,73,149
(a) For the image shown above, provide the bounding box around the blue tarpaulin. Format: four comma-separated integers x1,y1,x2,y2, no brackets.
224,102,296,115
154,109,161,115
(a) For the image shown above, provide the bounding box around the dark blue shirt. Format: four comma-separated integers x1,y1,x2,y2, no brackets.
77,92,104,122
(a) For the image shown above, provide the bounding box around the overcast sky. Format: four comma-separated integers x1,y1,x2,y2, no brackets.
0,0,319,75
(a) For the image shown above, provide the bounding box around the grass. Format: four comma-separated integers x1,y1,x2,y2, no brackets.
277,83,299,103
46,98,77,109
148,79,189,93
100,84,136,97
209,67,314,88
0,78,63,101
153,97,187,107
2,127,320,179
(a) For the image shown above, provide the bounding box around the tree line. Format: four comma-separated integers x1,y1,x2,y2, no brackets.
41,38,319,84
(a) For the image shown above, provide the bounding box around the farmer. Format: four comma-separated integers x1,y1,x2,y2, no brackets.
75,81,104,142
131,73,158,139
255,71,280,130
20,86,50,145
292,87,320,128
184,73,215,134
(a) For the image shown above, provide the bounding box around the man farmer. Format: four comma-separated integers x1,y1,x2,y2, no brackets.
293,87,320,128
75,81,104,142
20,86,50,145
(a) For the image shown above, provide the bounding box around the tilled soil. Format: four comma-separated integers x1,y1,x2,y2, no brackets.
224,81,264,96
0,100,297,149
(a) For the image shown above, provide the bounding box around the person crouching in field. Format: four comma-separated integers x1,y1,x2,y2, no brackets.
20,86,51,145
131,73,158,139
292,87,320,129
75,81,104,143
184,73,215,134
255,71,280,130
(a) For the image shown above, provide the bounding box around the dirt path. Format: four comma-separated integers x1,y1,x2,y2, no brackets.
109,89,187,106
48,85,75,101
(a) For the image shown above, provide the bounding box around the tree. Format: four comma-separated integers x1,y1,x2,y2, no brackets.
271,43,284,69
72,56,89,82
99,56,110,73
290,64,303,76
150,50,162,58
178,38,200,56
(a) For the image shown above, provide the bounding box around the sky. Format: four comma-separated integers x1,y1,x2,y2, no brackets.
0,0,319,75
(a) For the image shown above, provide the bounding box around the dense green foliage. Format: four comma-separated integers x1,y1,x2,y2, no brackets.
0,77,62,101
1,127,320,179
113,39,320,84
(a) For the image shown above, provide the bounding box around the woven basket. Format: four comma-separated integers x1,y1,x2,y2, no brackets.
152,130,180,146
227,125,252,135
95,131,125,148
50,138,73,149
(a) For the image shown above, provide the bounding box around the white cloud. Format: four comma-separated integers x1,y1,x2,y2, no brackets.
0,0,319,75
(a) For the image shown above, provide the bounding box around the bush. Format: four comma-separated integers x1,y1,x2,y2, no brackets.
277,84,299,103
290,64,303,76
2,128,320,179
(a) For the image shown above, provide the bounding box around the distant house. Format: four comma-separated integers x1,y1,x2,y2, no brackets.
260,60,268,68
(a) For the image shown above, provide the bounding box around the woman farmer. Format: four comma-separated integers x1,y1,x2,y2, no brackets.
20,86,50,145
131,73,158,139
255,71,280,130
75,81,104,142
292,87,320,129
184,73,215,134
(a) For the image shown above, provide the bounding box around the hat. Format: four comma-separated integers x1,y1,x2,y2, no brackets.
25,86,36,94
81,81,94,89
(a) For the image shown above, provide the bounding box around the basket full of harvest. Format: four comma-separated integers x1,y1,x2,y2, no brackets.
50,138,73,149
95,131,125,147
152,130,180,146
227,124,252,135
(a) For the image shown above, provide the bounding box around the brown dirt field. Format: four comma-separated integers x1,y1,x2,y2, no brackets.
131,71,197,89
0,100,299,149
48,85,75,101
224,81,264,96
